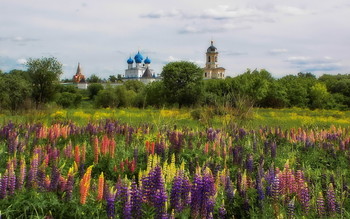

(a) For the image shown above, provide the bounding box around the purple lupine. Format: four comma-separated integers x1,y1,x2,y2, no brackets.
300,183,310,213
287,198,295,219
17,157,26,190
271,175,280,201
245,154,254,173
49,164,60,191
0,171,8,199
65,173,74,201
225,176,234,203
170,171,190,213
168,131,184,154
106,188,116,219
123,189,132,219
27,153,39,188
316,192,326,217
327,183,337,214
37,166,47,191
130,181,142,219
141,165,165,205
7,164,16,196
218,201,227,219
154,188,168,219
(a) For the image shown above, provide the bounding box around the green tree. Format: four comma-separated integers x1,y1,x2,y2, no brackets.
124,80,145,93
95,86,118,108
309,82,331,109
143,81,166,108
26,57,63,107
87,74,102,83
0,73,32,112
56,92,82,108
87,83,104,100
161,61,203,107
108,75,118,83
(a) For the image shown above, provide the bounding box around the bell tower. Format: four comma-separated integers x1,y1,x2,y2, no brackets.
203,41,226,79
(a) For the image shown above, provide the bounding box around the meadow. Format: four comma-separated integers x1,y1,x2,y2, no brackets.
0,107,349,218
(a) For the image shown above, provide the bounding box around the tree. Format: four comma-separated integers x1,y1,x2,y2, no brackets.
26,57,63,107
0,73,32,112
161,61,203,107
309,82,331,109
108,75,118,83
95,86,118,108
123,80,145,93
87,83,104,100
87,74,102,83
143,81,166,108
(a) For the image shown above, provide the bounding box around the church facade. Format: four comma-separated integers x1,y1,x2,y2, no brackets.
124,51,158,84
203,41,226,79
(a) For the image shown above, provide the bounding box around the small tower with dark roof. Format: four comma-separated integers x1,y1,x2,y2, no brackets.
203,41,225,79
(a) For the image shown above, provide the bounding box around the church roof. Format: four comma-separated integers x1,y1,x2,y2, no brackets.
142,67,153,78
207,41,217,53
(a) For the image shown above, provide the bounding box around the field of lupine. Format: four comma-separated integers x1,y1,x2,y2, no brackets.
0,109,350,218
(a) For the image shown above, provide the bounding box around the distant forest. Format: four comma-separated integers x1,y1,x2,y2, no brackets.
0,58,349,112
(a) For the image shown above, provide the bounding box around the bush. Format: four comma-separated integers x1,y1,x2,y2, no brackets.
87,83,104,100
94,87,118,108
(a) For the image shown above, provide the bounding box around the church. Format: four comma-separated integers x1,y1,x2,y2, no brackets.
124,51,158,84
203,41,226,79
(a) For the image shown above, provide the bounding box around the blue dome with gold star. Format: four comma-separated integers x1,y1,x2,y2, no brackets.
127,57,134,64
134,51,143,63
144,57,151,64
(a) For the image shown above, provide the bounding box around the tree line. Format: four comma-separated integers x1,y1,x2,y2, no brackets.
0,58,349,112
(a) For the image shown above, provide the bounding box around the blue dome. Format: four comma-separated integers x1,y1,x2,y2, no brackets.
127,57,134,64
134,51,143,63
144,57,151,64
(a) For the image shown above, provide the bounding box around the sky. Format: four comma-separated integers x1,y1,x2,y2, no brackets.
1,0,350,79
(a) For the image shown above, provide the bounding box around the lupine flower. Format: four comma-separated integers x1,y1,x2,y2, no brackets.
17,157,26,190
97,172,104,201
93,136,99,163
123,189,132,219
74,145,80,165
170,171,191,213
7,163,16,196
218,200,227,219
106,187,116,219
245,154,254,173
27,153,39,188
49,164,60,191
287,197,295,219
327,183,337,214
130,181,142,219
271,175,280,201
65,167,75,201
80,165,93,204
0,171,8,199
317,192,326,216
300,183,310,213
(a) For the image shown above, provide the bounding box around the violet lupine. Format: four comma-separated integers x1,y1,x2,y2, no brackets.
130,181,142,219
271,175,280,201
218,201,227,219
65,170,74,201
154,188,168,219
49,164,60,191
17,157,26,190
224,176,234,204
141,165,165,205
123,189,132,219
7,164,16,196
27,153,39,188
0,171,8,199
170,171,190,213
287,197,295,219
245,154,254,173
327,183,337,214
106,188,116,219
299,183,310,214
316,192,326,217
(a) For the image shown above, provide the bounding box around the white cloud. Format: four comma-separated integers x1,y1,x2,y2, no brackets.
16,58,27,64
274,6,310,16
286,56,343,72
269,49,288,55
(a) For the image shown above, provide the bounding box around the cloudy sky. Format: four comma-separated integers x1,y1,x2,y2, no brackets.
1,0,349,79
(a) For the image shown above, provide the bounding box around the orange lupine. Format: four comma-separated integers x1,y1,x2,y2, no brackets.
74,145,80,165
80,165,93,204
109,138,116,158
93,136,99,163
81,143,86,163
97,172,104,201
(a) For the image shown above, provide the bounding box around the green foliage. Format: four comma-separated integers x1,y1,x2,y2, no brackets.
161,61,203,107
0,73,32,112
309,82,331,109
94,86,118,108
123,80,145,93
87,83,104,100
56,92,82,108
26,57,63,107
87,74,102,83
143,81,166,108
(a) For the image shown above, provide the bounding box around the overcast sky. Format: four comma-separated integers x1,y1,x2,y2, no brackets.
1,0,349,79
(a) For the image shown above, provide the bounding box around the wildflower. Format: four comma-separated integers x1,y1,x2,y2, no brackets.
49,164,60,191
97,172,104,201
287,197,295,219
130,181,142,219
17,157,26,190
106,187,116,219
0,171,8,199
218,200,227,219
317,192,326,217
7,163,16,196
80,165,93,204
327,183,337,214
65,168,74,201
170,171,191,213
